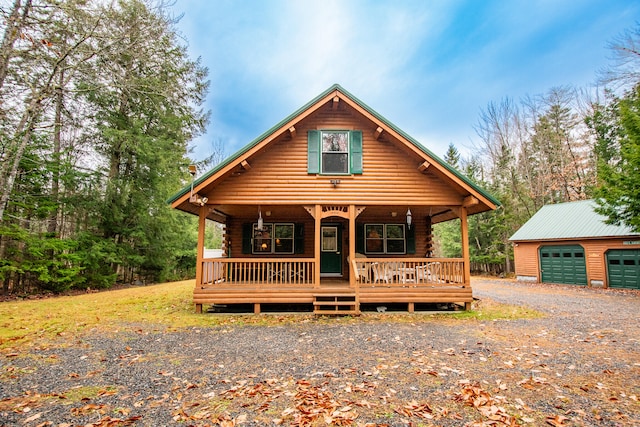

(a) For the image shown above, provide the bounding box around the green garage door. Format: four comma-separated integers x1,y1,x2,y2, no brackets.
539,245,587,285
607,249,640,289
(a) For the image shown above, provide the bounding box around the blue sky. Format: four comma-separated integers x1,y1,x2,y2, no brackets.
169,0,640,162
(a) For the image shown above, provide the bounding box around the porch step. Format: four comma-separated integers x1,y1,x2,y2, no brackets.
313,294,359,315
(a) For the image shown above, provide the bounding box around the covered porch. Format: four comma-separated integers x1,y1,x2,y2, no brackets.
193,204,475,314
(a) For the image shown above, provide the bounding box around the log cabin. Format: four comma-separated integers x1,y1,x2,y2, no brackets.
169,84,500,314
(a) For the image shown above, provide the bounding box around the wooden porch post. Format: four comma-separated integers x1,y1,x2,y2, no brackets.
314,204,321,288
194,205,207,313
348,204,356,289
459,206,472,310
349,206,362,314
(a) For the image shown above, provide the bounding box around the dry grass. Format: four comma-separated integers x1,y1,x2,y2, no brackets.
0,280,207,347
0,280,542,349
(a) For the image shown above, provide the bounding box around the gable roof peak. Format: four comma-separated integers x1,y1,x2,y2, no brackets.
168,84,500,210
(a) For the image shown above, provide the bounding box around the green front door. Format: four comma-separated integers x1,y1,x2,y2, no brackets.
607,249,640,289
320,224,342,276
540,245,587,285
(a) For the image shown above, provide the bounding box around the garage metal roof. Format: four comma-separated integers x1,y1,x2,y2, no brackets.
509,199,640,242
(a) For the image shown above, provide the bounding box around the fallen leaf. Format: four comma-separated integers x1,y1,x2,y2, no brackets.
546,414,569,426
22,412,42,424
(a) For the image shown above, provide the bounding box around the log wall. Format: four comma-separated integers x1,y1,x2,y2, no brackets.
205,102,463,207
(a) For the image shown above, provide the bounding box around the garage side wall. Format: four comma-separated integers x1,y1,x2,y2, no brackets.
582,241,609,287
513,242,539,282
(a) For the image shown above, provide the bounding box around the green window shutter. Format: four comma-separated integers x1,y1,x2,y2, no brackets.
350,130,363,174
294,223,304,254
307,130,320,174
242,223,252,254
356,223,364,253
407,225,416,254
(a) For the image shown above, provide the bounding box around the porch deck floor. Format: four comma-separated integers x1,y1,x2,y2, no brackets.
195,279,471,311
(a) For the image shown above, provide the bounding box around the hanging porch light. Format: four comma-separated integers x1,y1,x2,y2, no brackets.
257,206,264,230
406,208,412,229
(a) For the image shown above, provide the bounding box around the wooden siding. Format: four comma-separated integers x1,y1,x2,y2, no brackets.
513,238,640,287
204,103,463,207
513,243,540,278
226,214,315,258
227,212,434,264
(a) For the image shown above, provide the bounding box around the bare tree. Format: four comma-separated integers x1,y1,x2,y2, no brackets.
599,25,640,91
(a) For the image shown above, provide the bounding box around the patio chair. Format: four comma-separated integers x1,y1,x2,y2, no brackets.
371,262,394,284
416,262,442,283
415,264,432,283
354,261,370,282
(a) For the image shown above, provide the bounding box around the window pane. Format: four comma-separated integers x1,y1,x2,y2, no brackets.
274,224,294,253
386,224,405,239
253,224,272,253
386,239,405,254
275,224,293,238
322,227,337,252
322,132,348,152
365,224,384,253
275,239,293,253
322,153,348,174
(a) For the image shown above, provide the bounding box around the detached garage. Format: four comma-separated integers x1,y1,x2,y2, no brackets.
510,200,640,289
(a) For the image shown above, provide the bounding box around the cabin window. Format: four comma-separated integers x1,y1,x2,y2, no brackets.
364,224,406,254
307,130,363,175
252,223,294,254
322,131,349,174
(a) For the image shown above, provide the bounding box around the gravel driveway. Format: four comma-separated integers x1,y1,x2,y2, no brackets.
1,278,639,426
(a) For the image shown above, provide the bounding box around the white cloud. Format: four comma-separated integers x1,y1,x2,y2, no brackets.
172,0,640,161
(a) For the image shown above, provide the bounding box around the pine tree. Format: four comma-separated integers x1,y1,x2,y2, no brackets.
594,86,640,231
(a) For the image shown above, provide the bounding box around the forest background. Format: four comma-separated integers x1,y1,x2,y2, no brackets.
1,0,638,294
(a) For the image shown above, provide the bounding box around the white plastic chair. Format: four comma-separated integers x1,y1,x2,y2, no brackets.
371,262,394,284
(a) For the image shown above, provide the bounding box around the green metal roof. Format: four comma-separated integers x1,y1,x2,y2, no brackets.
509,199,640,241
168,84,500,207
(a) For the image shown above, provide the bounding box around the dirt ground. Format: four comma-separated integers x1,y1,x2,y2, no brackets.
1,278,639,426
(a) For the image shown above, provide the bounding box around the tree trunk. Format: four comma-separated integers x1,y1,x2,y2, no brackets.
48,69,65,235
0,0,31,93
0,95,41,222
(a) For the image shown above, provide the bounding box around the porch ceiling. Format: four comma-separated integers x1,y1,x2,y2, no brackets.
199,203,472,224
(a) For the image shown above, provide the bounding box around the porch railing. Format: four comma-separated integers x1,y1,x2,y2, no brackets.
201,258,315,287
200,257,465,288
351,258,465,286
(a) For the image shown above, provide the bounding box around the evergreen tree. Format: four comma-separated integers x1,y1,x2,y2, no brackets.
593,86,640,231
0,0,208,293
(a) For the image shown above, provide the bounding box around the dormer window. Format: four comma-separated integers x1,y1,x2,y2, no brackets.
307,130,363,175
